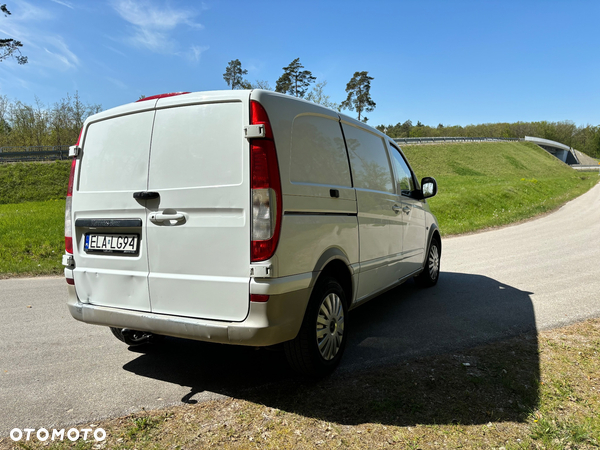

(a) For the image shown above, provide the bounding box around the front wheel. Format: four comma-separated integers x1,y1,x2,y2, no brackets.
284,276,348,377
414,237,441,287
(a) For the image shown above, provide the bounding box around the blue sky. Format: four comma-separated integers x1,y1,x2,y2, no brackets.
0,0,598,128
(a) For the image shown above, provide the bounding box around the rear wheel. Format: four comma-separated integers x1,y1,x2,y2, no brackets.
415,236,441,287
284,276,348,377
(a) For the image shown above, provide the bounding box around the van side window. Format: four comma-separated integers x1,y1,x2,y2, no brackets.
342,123,394,193
290,115,352,187
389,143,415,196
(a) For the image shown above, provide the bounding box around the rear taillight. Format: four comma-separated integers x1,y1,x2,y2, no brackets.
250,101,281,262
65,158,76,254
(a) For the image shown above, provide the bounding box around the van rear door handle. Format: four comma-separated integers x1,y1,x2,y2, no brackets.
133,191,160,200
402,206,411,214
149,212,186,223
392,204,402,214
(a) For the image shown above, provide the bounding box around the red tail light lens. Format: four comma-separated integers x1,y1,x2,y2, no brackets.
250,294,269,303
251,144,270,189
250,100,273,139
65,159,76,253
250,101,281,262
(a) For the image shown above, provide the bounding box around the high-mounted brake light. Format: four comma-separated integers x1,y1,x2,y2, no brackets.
136,92,191,102
250,100,281,262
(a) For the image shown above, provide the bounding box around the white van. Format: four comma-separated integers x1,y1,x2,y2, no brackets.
63,90,440,376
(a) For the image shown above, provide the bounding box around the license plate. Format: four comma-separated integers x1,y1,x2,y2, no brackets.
84,234,139,254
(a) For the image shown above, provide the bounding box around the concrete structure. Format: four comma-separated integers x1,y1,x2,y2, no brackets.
524,136,579,164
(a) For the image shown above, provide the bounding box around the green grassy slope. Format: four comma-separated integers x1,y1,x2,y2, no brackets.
0,161,70,276
403,141,598,235
0,200,65,275
0,161,71,204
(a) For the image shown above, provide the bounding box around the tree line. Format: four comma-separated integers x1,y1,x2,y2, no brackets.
0,93,101,147
223,57,376,122
375,120,600,158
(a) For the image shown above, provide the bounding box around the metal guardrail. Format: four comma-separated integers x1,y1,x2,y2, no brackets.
0,145,71,163
394,137,519,145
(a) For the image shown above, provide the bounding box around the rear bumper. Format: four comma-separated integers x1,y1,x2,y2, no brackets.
66,275,312,347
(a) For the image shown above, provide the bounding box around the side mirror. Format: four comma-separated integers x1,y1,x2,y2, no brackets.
420,177,437,199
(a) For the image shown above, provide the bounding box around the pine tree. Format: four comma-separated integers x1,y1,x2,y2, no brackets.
275,58,316,98
341,71,376,122
223,59,249,90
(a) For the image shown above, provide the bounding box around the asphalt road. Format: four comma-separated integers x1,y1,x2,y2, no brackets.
1,181,600,436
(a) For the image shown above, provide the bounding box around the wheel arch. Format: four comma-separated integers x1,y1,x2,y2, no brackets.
427,224,442,257
311,247,354,306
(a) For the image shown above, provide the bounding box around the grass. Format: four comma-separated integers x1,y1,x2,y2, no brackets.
2,318,598,449
0,161,70,277
0,161,71,204
0,200,65,277
403,141,599,235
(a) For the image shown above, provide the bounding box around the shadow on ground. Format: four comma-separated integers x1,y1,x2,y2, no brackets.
123,271,539,426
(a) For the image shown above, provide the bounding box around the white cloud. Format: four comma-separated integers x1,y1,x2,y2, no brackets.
106,77,128,90
186,45,209,63
111,0,204,54
50,0,74,9
43,36,79,70
104,45,127,57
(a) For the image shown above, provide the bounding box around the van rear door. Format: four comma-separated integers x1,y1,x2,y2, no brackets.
72,103,156,312
145,97,251,321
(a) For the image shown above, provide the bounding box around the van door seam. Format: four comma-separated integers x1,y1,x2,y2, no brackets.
145,108,158,312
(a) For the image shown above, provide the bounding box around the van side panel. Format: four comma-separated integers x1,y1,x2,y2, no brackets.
250,92,359,280
145,101,251,322
276,214,359,279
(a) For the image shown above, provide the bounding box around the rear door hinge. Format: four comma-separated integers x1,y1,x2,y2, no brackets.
244,124,266,139
250,264,272,278
62,254,74,267
68,145,81,157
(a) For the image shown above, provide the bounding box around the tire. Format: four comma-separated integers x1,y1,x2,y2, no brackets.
284,276,348,377
415,237,441,287
109,327,164,346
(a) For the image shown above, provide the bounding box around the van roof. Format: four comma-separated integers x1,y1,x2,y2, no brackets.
84,90,390,143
